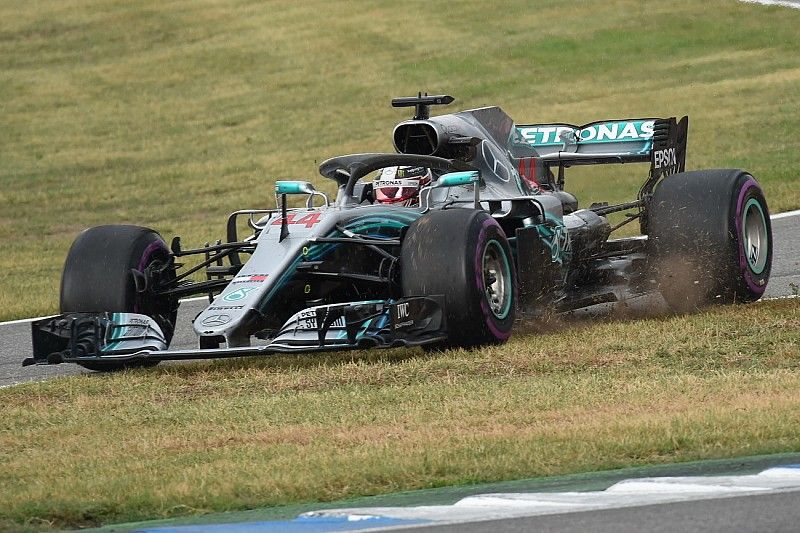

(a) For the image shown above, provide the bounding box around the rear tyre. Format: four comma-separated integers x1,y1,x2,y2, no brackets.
401,209,515,348
61,225,178,371
648,169,772,312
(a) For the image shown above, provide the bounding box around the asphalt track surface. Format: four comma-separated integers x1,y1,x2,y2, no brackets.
409,489,800,533
1,211,798,389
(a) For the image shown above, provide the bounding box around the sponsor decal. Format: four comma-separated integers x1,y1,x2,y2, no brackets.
201,314,231,327
396,166,425,177
114,315,154,337
208,305,245,310
233,274,269,283
553,225,571,262
392,301,416,329
396,302,410,319
380,166,427,179
518,120,655,147
380,166,398,179
120,325,148,336
296,309,347,330
374,178,422,192
222,287,257,302
535,222,572,264
653,147,677,170
749,244,759,268
270,212,322,228
374,179,407,187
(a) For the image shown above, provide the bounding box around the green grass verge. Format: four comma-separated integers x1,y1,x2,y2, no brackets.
1,299,798,531
79,451,800,532
1,0,800,319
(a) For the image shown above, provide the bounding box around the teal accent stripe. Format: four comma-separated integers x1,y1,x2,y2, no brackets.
356,318,373,339
104,313,123,353
306,212,418,262
544,212,564,225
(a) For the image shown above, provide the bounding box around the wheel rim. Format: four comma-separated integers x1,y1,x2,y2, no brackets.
742,198,768,274
482,240,512,320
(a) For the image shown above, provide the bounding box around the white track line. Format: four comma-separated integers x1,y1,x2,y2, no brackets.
739,0,800,8
303,466,800,526
764,293,799,301
2,210,799,327
771,208,800,220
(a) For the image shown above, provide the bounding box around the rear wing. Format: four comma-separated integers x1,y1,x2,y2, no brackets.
515,116,688,180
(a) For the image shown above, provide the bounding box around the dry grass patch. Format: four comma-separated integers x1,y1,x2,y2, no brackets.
0,299,798,530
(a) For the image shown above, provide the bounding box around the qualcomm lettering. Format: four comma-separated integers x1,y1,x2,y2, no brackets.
518,120,655,147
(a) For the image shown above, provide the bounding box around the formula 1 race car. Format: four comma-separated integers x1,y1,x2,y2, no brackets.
26,94,772,371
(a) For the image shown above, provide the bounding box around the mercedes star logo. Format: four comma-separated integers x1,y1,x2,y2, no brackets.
201,314,231,327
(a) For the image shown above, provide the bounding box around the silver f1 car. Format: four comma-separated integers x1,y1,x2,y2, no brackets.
26,94,772,371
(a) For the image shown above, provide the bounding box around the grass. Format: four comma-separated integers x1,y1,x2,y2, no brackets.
0,299,798,530
1,0,800,319
1,1,799,530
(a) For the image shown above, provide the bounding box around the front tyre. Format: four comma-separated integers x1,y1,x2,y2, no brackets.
648,169,772,312
60,225,178,371
401,209,515,348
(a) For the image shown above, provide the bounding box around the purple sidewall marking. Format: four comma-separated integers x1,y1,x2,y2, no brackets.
138,240,165,272
734,178,766,295
475,218,511,341
134,240,166,313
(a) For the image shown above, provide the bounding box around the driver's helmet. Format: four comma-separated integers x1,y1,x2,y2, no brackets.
373,166,433,207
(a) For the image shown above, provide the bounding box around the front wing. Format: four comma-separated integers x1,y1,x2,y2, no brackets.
24,297,446,366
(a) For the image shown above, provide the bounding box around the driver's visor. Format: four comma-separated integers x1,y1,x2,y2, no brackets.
374,178,420,203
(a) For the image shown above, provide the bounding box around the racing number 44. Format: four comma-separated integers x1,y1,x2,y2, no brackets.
270,212,322,228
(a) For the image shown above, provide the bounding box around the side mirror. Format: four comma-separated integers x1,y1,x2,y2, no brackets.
435,171,480,188
275,180,329,210
420,170,482,213
275,181,316,195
